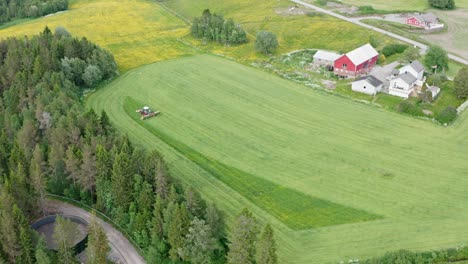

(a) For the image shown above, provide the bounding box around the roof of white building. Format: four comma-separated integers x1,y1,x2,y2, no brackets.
353,75,383,87
412,13,439,23
313,50,342,61
426,84,441,97
397,72,417,85
346,44,379,66
409,60,424,72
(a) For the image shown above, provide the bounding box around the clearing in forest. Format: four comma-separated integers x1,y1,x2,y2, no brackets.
87,55,468,264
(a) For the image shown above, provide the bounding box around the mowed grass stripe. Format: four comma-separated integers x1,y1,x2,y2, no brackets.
125,97,381,230
88,55,468,263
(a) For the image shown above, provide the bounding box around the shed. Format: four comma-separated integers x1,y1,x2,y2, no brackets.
313,50,341,67
426,84,441,99
351,75,383,95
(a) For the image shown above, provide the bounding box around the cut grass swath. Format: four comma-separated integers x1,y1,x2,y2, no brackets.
124,97,381,230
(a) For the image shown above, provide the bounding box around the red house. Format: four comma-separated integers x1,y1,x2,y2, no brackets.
334,44,379,78
406,13,442,30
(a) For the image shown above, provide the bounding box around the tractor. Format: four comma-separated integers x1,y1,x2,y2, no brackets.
136,106,160,120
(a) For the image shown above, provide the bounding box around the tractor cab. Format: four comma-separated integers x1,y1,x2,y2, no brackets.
136,105,160,120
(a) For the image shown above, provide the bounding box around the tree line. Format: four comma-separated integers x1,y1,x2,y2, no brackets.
191,9,248,45
0,0,68,24
428,0,455,9
0,28,277,263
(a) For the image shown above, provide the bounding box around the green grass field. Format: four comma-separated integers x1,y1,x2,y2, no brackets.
3,0,468,262
87,55,468,263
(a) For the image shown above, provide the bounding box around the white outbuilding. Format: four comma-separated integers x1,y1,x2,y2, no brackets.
351,75,383,95
313,50,342,67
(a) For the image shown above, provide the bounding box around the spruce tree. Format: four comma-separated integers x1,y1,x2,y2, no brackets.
30,144,47,215
86,216,110,264
205,203,225,240
256,224,278,264
155,157,169,199
35,238,51,264
53,216,76,264
152,196,165,238
111,148,133,210
227,208,259,264
180,217,218,264
168,203,190,261
18,227,34,264
185,187,205,218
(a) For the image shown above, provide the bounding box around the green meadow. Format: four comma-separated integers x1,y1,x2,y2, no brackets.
2,0,468,262
88,55,468,263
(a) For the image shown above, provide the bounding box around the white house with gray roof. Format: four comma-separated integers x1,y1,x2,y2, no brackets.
351,75,383,95
398,60,425,85
389,72,418,98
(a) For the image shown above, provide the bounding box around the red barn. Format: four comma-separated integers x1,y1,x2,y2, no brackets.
406,13,440,29
334,44,379,78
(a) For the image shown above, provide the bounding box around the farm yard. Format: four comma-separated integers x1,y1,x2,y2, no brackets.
1,0,468,263
88,55,468,263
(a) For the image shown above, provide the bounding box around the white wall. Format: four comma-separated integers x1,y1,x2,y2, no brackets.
399,65,424,81
351,80,379,95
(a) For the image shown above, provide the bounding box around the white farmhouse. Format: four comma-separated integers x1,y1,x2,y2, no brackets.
398,60,425,85
389,72,417,98
313,50,341,67
351,75,383,95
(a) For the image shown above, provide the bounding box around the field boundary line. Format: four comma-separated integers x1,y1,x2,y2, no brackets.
156,1,191,25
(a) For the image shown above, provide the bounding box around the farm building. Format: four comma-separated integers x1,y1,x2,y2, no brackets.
351,75,383,95
389,72,417,98
334,44,379,78
313,50,342,67
426,84,441,99
398,60,425,85
406,13,443,30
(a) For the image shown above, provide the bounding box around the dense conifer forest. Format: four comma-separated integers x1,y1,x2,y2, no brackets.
0,0,68,24
0,28,277,264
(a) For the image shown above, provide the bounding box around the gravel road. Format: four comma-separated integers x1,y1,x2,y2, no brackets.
45,199,146,264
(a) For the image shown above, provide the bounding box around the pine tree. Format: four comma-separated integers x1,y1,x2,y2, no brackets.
168,203,190,261
86,216,110,264
256,224,278,264
227,209,259,264
53,216,76,264
180,217,218,264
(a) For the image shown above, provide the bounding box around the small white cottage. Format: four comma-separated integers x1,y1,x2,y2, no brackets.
351,75,383,95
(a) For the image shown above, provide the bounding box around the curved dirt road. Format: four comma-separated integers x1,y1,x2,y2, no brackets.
45,199,146,264
291,0,468,65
